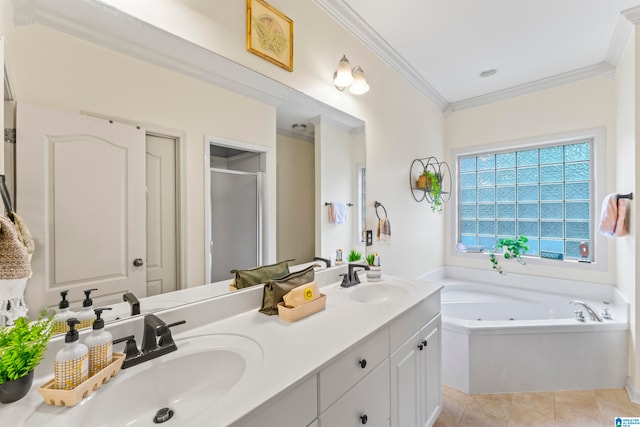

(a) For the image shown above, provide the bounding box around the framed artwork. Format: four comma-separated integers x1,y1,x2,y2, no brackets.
246,0,293,72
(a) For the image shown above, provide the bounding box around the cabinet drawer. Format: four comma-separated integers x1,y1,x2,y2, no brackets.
319,326,389,411
389,291,440,352
319,359,390,427
234,375,317,427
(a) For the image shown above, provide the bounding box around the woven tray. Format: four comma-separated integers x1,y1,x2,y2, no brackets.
277,294,326,322
37,352,125,407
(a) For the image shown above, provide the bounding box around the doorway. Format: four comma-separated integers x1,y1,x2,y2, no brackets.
206,141,267,283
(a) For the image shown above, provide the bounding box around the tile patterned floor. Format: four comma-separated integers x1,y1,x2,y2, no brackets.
434,386,640,427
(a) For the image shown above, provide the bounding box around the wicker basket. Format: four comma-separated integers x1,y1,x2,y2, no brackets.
37,352,125,407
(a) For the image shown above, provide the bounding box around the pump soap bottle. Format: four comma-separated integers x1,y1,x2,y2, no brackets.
78,288,98,329
54,318,88,390
84,307,113,377
52,290,75,334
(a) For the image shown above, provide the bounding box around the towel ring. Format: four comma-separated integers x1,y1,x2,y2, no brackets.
374,201,387,220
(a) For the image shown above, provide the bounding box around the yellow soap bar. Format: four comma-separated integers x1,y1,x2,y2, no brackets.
283,281,320,308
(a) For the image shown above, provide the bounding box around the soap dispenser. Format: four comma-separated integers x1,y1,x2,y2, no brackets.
54,318,88,390
77,288,98,329
84,307,113,377
52,290,76,334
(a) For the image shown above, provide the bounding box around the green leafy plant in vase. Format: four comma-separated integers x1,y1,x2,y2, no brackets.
365,253,376,266
425,170,443,214
347,249,362,262
488,236,529,275
0,312,54,403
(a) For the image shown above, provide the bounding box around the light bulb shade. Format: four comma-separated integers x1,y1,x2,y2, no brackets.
349,66,370,95
333,55,354,89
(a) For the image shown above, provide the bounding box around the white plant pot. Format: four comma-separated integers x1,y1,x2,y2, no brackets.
366,266,382,282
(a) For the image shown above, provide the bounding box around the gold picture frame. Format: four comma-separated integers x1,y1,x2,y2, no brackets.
246,0,293,72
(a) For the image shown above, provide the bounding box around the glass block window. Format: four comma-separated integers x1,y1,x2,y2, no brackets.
458,140,592,261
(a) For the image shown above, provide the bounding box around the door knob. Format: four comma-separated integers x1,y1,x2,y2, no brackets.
133,258,144,267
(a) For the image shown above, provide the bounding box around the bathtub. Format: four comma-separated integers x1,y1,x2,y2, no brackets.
422,266,629,394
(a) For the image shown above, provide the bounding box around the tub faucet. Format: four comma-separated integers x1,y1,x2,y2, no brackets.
314,256,331,268
569,301,603,322
341,263,370,288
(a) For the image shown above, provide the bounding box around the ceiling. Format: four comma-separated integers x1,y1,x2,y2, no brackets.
316,0,640,113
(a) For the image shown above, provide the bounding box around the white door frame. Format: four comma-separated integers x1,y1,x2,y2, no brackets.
82,111,187,290
204,136,271,284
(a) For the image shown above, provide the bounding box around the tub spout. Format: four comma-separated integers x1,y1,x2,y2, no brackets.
569,300,603,322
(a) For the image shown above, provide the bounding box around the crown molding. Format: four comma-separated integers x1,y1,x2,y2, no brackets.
277,127,315,143
449,62,615,112
313,0,448,111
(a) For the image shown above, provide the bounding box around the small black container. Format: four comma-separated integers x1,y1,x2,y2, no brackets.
0,370,34,403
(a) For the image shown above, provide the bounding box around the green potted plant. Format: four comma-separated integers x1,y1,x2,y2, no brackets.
488,236,529,275
0,312,54,403
425,170,443,213
347,249,362,262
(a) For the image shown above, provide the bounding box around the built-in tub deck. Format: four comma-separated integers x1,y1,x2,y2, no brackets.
422,267,629,394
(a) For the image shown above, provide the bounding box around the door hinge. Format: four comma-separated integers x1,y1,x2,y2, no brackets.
4,128,16,144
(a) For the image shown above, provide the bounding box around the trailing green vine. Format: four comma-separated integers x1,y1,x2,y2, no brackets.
424,170,443,213
489,236,529,275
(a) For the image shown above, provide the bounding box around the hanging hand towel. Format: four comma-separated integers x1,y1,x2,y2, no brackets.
333,203,347,224
377,218,391,245
598,193,628,237
328,203,336,224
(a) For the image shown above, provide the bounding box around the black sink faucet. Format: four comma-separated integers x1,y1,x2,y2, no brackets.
123,292,140,316
314,256,331,268
114,314,186,369
341,263,370,288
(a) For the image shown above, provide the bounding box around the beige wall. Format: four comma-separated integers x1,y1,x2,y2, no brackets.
444,78,617,284
276,133,315,263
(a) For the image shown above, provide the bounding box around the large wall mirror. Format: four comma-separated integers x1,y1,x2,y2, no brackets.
2,0,365,331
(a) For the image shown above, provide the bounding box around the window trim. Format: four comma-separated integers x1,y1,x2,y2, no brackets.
449,128,607,272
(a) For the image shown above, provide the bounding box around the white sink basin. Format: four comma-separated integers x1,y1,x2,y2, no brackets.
25,334,263,426
349,282,413,304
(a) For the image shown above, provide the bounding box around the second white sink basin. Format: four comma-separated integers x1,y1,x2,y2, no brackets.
349,282,413,304
24,334,263,427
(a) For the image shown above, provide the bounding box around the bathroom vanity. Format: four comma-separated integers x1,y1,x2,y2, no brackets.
1,271,442,427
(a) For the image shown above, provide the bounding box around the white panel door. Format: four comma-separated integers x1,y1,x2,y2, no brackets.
146,134,177,296
390,331,421,427
16,102,146,313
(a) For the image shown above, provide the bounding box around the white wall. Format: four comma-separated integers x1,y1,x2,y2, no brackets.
276,133,315,263
615,26,640,399
444,78,617,284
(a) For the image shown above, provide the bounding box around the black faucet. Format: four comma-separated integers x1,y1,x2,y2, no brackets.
314,256,331,268
114,314,186,369
341,262,370,288
123,292,140,316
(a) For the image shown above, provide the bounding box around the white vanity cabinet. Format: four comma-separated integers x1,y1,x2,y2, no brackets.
389,292,442,427
234,375,318,427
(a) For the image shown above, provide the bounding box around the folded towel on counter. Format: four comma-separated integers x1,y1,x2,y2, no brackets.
378,218,391,245
598,193,628,237
283,280,320,308
333,202,347,224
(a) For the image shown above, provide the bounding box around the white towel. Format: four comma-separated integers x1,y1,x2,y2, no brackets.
377,218,391,245
333,203,347,224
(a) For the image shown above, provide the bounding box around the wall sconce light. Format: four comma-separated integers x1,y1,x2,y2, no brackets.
333,55,370,95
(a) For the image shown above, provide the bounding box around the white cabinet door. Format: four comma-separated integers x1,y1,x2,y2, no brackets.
16,102,146,313
390,330,421,427
420,316,442,427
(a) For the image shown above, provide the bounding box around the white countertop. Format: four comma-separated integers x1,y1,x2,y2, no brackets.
1,273,442,426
